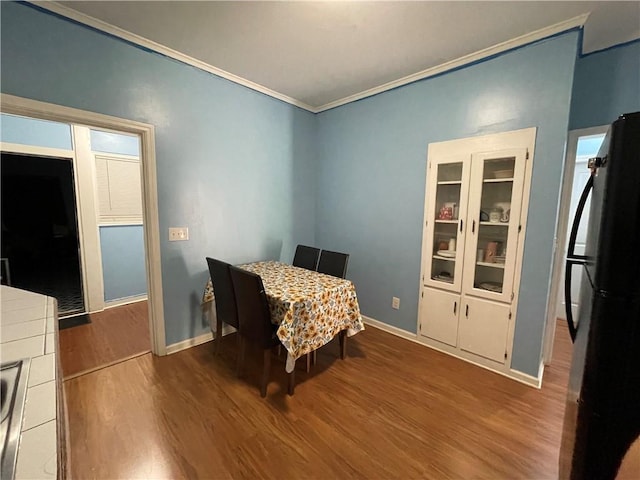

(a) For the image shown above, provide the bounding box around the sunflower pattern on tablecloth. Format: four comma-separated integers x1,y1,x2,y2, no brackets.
202,261,364,361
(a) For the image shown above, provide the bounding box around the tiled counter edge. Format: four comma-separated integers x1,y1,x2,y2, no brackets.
1,287,68,480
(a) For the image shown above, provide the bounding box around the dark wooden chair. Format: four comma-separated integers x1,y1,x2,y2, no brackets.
317,249,349,278
229,266,295,397
206,257,239,355
303,249,350,371
292,244,320,271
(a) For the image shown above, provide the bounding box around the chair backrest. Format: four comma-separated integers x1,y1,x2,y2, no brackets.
317,250,349,278
206,257,239,328
292,244,320,271
229,266,274,348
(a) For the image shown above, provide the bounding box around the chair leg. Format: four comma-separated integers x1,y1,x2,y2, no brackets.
237,337,246,377
288,369,295,396
215,317,223,355
306,353,311,373
339,330,347,360
261,349,271,398
312,350,317,365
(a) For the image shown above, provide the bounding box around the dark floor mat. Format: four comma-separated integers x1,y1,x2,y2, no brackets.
59,314,91,330
7,254,84,315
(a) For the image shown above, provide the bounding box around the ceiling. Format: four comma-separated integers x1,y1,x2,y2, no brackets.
48,1,640,111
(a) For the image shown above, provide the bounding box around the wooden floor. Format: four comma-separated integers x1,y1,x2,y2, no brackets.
64,321,573,479
59,301,151,379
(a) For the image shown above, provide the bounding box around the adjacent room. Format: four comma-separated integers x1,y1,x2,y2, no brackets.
1,1,638,479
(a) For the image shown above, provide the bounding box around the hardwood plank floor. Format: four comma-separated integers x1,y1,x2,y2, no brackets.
64,321,573,479
59,301,150,379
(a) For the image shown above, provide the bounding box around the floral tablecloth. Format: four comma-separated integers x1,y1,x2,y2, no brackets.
202,260,364,372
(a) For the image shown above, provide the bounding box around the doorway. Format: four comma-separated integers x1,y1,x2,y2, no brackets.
1,93,167,356
1,152,85,315
543,126,607,363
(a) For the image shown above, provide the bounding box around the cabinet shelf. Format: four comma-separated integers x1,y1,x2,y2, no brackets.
433,255,456,262
483,178,513,183
435,219,458,224
476,261,505,269
437,180,462,185
431,276,454,284
479,221,508,226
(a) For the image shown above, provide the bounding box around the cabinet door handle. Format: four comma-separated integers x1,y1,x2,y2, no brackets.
453,301,457,314
459,219,464,233
472,220,476,234
465,304,469,318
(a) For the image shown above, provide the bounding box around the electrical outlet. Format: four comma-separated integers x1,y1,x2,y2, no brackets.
392,297,400,310
169,227,189,241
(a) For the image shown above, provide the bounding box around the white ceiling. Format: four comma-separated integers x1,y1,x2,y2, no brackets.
50,1,640,111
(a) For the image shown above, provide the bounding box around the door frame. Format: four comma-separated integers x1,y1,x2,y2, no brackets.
542,125,608,364
1,93,167,355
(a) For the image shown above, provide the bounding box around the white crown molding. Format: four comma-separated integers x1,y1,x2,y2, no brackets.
30,2,587,114
315,13,590,113
31,1,317,113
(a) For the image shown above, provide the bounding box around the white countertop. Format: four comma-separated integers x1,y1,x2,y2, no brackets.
1,286,58,480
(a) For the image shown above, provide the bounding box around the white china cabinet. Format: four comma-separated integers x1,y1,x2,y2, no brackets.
418,128,536,378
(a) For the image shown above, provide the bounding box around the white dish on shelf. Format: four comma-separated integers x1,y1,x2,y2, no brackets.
436,250,456,258
433,275,454,283
479,282,503,293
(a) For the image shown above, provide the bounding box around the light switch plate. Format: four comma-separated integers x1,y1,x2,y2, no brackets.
169,227,189,241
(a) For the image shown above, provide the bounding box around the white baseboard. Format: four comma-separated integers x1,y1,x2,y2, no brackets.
362,315,421,344
364,314,542,388
509,363,543,389
164,324,237,355
105,294,148,309
166,331,213,355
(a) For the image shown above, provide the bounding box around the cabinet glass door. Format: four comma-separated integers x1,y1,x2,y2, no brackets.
463,148,527,303
423,155,470,292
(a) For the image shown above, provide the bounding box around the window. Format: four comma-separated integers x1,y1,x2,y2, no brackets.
95,154,143,224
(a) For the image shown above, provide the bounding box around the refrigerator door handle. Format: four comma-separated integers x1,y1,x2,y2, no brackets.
564,175,594,343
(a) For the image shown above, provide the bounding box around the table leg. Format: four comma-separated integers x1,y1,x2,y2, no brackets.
339,330,347,359
288,369,295,396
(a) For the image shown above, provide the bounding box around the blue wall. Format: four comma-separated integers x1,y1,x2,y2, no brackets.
569,41,640,130
0,2,317,345
1,113,72,149
316,32,580,376
99,225,147,301
1,2,593,376
91,129,140,156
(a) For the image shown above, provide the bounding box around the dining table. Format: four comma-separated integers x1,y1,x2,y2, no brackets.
202,260,365,373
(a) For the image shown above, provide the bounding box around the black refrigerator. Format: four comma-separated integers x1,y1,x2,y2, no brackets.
560,111,640,479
